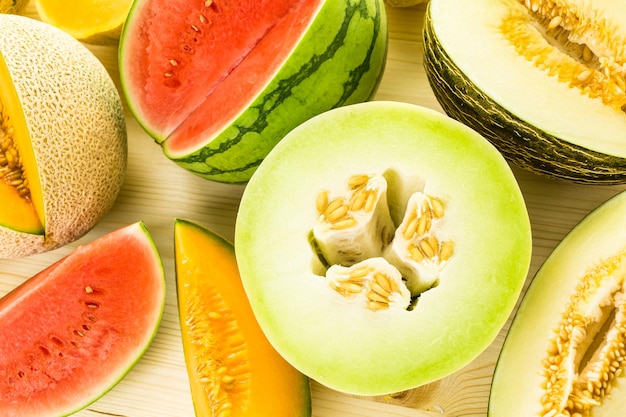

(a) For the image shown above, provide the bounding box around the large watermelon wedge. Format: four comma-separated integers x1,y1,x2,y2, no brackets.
119,0,387,183
0,222,165,417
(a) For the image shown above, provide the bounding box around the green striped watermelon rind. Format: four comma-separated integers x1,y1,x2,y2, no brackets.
165,0,388,183
422,8,626,185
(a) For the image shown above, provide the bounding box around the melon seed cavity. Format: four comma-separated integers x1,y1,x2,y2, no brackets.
0,102,30,199
539,251,626,416
502,0,626,112
183,285,251,414
311,172,454,311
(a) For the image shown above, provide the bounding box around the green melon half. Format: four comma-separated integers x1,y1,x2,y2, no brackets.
235,101,532,395
423,0,626,185
489,189,626,417
0,222,165,417
119,0,387,183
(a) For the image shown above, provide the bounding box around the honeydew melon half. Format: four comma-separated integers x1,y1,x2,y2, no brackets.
423,0,626,184
489,189,626,417
0,15,127,258
119,0,387,183
235,101,532,395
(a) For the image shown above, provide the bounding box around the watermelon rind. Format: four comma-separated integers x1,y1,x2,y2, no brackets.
120,0,388,183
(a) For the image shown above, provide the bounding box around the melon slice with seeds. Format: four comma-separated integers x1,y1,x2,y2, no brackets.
0,222,165,417
174,219,311,416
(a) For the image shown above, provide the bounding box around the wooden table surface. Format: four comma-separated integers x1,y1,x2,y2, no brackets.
4,2,626,416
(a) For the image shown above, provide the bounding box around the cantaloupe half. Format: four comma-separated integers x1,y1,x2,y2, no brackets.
0,14,127,258
34,0,133,44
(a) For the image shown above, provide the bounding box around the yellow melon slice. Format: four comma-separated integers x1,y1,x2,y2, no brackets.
34,0,133,44
0,14,127,258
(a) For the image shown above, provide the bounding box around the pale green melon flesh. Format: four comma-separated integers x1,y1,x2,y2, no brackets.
426,0,626,159
489,190,626,417
235,101,532,395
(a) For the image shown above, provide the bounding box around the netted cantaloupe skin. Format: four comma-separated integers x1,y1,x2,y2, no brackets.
0,14,127,258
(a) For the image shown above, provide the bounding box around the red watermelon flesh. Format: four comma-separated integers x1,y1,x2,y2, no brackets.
123,0,323,151
0,222,165,417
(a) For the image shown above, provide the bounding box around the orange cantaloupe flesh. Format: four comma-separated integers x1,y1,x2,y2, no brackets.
174,219,311,416
0,54,43,234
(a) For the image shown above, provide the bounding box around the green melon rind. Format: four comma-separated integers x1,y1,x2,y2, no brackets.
0,222,166,417
422,5,626,185
488,190,626,416
235,101,532,395
164,0,388,183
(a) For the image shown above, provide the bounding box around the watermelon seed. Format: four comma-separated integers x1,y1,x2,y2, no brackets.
84,285,93,294
199,14,207,24
83,313,97,322
169,59,178,66
85,301,100,309
74,330,85,337
204,0,213,7
82,324,91,331
164,72,173,78
17,371,25,378
49,335,64,346
191,24,200,33
71,341,79,348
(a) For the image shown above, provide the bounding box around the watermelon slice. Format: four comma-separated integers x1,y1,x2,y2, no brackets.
119,0,387,183
0,222,166,417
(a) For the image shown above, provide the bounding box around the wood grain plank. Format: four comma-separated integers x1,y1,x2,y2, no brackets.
2,2,625,416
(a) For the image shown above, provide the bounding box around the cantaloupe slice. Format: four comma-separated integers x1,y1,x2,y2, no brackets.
34,0,133,44
0,14,127,258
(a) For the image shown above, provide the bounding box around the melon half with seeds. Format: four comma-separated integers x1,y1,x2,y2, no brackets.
234,101,533,395
489,189,626,417
423,0,626,184
0,15,127,258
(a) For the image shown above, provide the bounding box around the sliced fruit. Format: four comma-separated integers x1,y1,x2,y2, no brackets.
234,101,532,395
174,219,311,416
34,0,133,44
423,0,626,184
0,222,166,417
489,189,626,416
0,14,127,258
119,0,387,183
